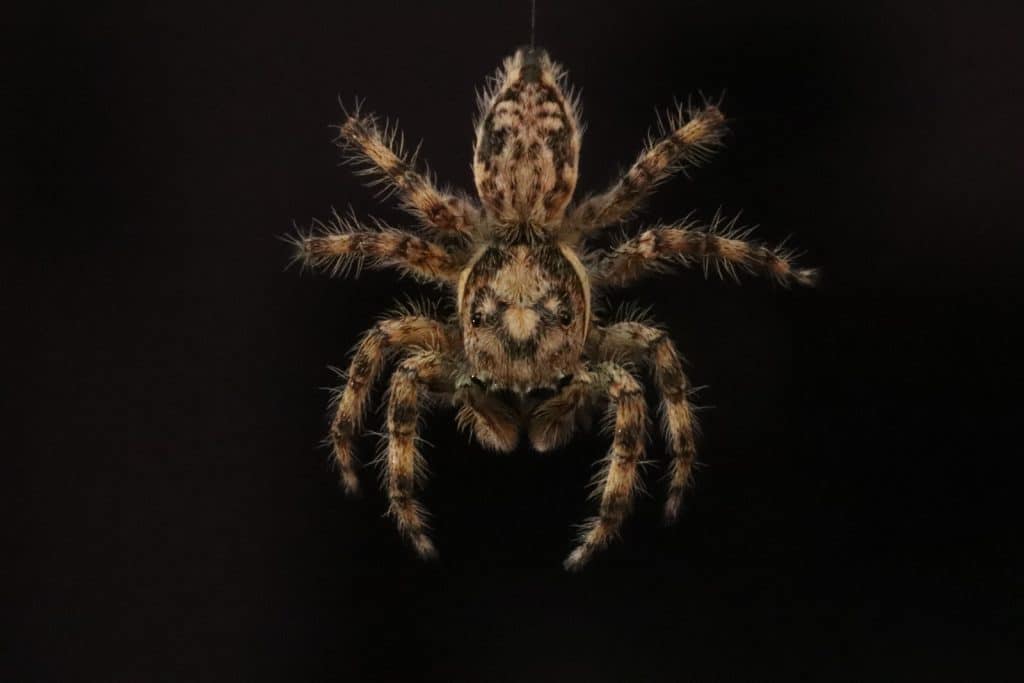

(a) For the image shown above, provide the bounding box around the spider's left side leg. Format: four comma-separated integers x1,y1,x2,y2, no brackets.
564,363,649,571
589,322,698,522
338,110,481,237
590,220,819,289
566,103,727,237
384,350,456,559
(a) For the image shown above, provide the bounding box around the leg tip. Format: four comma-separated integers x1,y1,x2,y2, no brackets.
340,472,361,497
413,535,439,561
796,267,821,288
663,496,682,525
563,546,591,572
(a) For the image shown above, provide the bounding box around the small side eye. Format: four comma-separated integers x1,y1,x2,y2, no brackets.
471,312,483,327
559,309,573,327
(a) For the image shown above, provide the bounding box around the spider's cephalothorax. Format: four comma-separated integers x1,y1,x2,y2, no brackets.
294,47,817,570
459,240,588,392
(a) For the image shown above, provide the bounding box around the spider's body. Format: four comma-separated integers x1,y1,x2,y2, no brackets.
294,47,817,569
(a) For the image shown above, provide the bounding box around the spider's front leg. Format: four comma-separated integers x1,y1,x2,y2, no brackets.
591,219,819,288
590,322,698,522
563,363,649,571
328,316,455,494
568,103,727,236
338,110,481,236
385,350,456,559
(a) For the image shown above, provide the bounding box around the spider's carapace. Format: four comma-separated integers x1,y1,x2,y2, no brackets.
294,47,817,570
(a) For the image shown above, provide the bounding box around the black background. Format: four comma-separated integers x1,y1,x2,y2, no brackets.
9,1,1023,680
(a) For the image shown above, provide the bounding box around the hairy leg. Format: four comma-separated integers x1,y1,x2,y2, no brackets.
385,351,455,558
590,322,698,521
590,218,819,288
567,103,727,236
294,212,466,284
564,363,649,570
338,108,481,236
328,316,455,494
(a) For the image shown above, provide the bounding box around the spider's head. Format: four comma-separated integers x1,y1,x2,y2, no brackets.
458,241,590,394
473,47,582,228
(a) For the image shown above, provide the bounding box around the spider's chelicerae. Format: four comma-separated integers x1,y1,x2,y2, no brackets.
293,47,817,570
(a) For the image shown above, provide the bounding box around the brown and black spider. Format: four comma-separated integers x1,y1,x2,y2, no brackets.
291,47,817,570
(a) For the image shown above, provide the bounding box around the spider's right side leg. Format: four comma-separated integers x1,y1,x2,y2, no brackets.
329,316,455,494
384,350,457,558
338,109,482,237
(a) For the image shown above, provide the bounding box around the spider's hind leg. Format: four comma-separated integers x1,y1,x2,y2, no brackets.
337,107,481,237
327,315,454,494
567,102,727,236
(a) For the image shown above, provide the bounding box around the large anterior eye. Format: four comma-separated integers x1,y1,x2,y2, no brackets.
471,312,483,327
559,308,573,327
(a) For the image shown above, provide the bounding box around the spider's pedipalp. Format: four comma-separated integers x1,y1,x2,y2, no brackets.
590,216,819,289
563,363,649,571
294,211,466,284
327,316,456,495
335,106,482,237
527,372,593,453
567,103,727,237
589,322,699,522
454,381,522,453
385,350,457,559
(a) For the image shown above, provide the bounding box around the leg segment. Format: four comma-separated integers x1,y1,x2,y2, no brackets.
328,316,455,495
568,103,727,236
564,363,649,570
590,322,698,522
295,212,465,284
338,109,481,236
385,351,455,558
590,219,819,288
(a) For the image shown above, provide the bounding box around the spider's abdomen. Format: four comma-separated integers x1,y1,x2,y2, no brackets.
473,47,581,227
458,240,590,393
